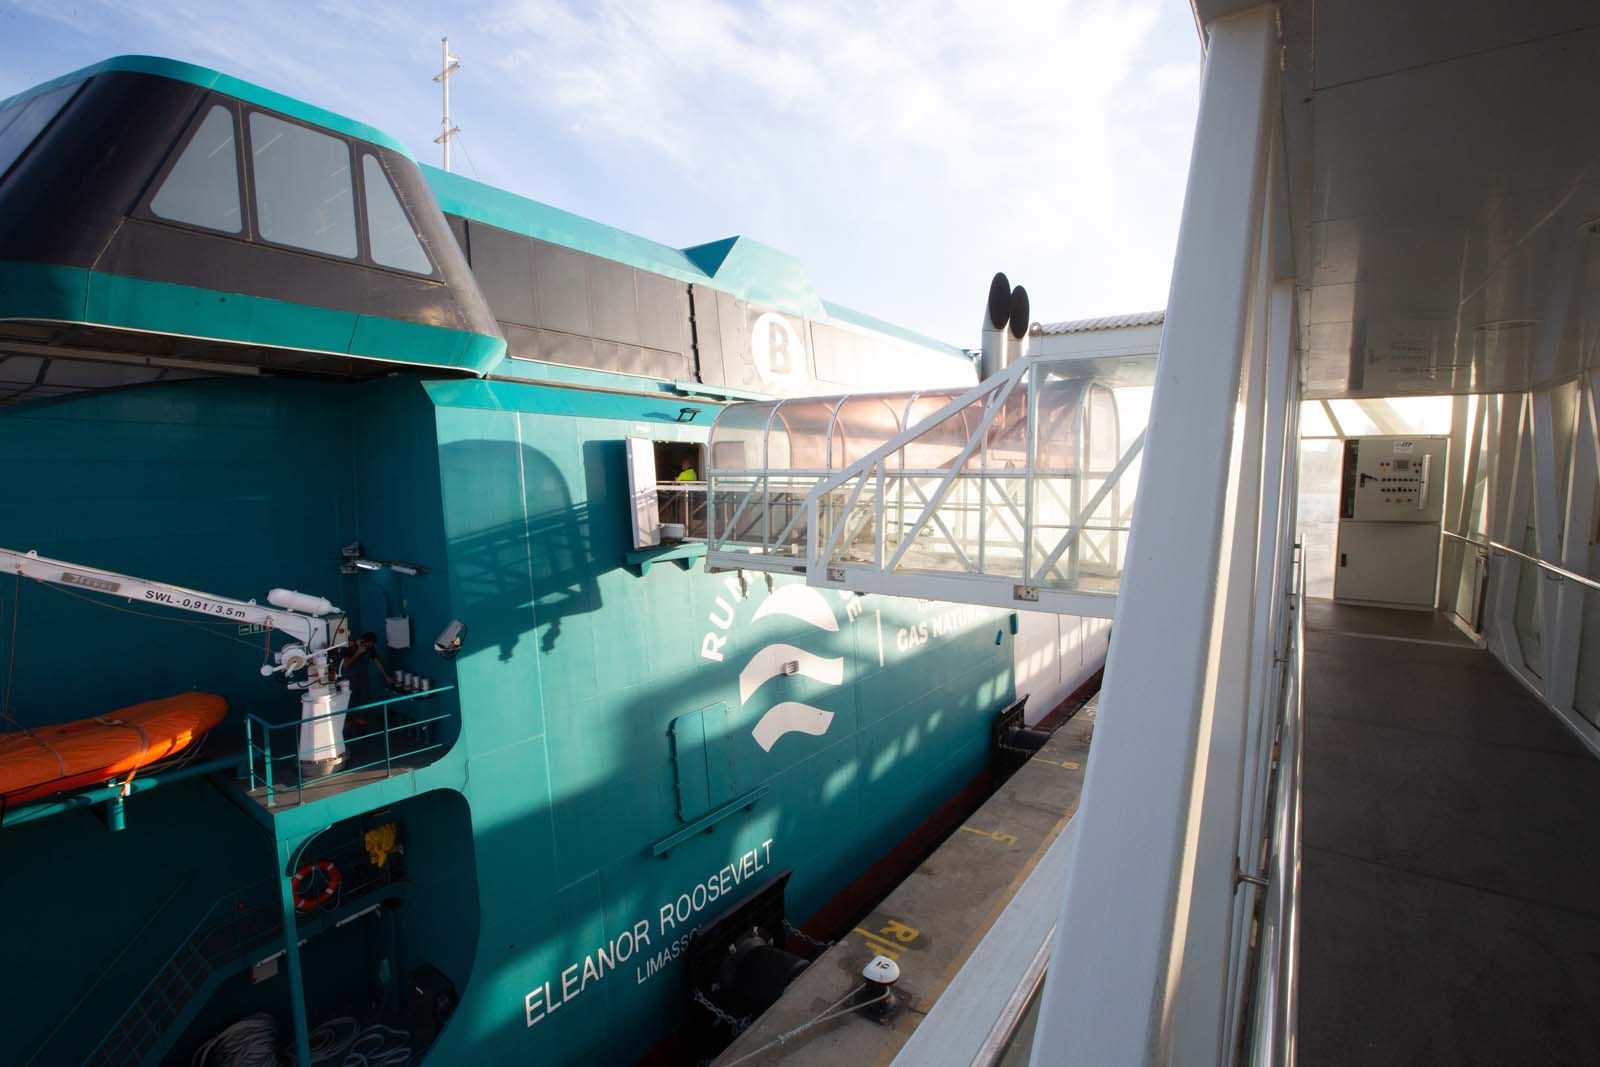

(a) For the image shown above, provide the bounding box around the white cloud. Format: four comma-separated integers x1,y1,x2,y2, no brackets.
480,0,1198,339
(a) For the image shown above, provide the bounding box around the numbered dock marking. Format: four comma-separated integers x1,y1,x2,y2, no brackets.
853,917,921,959
1030,756,1082,771
959,824,1018,845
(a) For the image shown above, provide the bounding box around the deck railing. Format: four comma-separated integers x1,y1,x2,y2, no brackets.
656,481,708,539
1239,547,1304,1065
244,686,454,807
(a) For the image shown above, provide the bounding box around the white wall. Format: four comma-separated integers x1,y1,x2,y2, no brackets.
1013,611,1109,724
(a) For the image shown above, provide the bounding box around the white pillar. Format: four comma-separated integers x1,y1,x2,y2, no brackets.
1028,6,1280,1064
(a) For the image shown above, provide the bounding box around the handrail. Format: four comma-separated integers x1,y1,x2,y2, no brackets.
244,685,455,807
22,875,194,1065
1441,529,1600,593
85,875,280,1063
1,753,242,829
1244,544,1303,1066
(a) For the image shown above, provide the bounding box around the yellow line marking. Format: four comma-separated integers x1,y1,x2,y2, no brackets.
959,824,1019,845
852,928,901,958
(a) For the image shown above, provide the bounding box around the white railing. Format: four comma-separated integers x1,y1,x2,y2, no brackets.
1240,548,1304,1065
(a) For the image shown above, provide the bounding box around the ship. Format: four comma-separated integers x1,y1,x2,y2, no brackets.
0,56,1104,1065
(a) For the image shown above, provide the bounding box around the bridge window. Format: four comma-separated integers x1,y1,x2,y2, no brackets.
150,105,242,233
249,112,356,258
362,155,431,275
0,81,78,182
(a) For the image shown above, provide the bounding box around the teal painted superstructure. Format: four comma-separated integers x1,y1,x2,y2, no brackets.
0,55,1014,1067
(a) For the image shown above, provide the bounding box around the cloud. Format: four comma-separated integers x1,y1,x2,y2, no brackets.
479,0,1198,338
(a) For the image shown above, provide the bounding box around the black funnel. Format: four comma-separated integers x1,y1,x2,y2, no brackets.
987,272,1012,330
1009,285,1030,340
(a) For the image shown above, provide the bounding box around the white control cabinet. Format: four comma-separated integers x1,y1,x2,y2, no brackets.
1333,435,1448,609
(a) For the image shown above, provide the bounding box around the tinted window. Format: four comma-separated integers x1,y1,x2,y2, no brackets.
468,221,536,325
362,155,431,274
249,112,356,257
0,82,78,181
151,105,241,233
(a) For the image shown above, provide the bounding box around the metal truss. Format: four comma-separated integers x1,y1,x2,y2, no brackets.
705,353,1147,617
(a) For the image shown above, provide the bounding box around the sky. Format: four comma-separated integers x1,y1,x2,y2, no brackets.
0,0,1201,347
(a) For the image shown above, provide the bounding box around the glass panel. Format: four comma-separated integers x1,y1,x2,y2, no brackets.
151,105,241,233
1299,400,1337,438
0,82,78,180
980,475,1028,578
1513,524,1543,677
1574,547,1600,729
980,378,1030,473
362,155,431,273
1325,399,1380,437
1374,396,1453,434
708,401,777,472
249,112,356,257
769,398,839,472
1325,396,1453,436
1086,384,1120,471
1297,439,1344,598
834,394,908,465
898,398,984,471
1033,371,1089,473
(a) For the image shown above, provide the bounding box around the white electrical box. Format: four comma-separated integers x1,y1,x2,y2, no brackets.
385,615,412,650
1334,435,1448,609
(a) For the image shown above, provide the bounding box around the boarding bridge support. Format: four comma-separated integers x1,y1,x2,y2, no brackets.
1029,7,1297,1066
704,350,1154,616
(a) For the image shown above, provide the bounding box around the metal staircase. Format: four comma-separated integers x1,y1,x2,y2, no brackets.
88,881,282,1066
23,831,404,1067
705,351,1154,615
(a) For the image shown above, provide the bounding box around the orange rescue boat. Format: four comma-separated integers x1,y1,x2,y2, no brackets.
0,692,228,806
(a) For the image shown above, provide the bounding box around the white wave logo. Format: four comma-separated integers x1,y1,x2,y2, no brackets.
751,703,835,751
740,585,842,752
739,644,844,704
751,584,840,633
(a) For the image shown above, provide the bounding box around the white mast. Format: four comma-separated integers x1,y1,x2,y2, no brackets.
432,36,461,171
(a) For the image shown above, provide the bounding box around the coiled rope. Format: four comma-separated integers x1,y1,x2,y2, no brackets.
190,1013,412,1067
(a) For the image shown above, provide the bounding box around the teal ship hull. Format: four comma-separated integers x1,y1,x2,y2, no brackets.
0,56,1018,1065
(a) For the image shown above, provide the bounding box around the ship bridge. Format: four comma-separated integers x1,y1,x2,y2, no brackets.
703,349,1155,615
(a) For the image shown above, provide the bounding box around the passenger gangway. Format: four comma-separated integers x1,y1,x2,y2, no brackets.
704,349,1155,615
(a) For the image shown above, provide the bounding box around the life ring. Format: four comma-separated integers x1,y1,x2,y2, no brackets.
292,860,341,911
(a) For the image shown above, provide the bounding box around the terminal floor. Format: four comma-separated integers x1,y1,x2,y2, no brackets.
1299,598,1600,1065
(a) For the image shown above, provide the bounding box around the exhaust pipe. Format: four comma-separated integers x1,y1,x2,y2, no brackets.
1005,284,1030,368
980,274,1032,379
980,272,1010,380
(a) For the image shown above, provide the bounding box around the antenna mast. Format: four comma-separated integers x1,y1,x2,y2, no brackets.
432,36,461,171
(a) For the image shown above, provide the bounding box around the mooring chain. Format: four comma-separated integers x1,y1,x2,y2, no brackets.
783,919,833,953
692,988,751,1035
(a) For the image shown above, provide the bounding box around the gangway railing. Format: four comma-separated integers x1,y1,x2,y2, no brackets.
1238,546,1304,1064
705,352,1154,615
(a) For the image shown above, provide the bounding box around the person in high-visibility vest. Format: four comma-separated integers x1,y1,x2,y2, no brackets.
675,458,698,481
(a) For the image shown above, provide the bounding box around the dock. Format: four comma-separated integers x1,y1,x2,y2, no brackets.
713,699,1096,1065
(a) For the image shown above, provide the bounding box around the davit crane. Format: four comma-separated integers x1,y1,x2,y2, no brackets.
0,546,356,771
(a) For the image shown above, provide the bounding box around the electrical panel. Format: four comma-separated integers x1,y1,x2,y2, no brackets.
1335,435,1449,609
1338,436,1447,523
